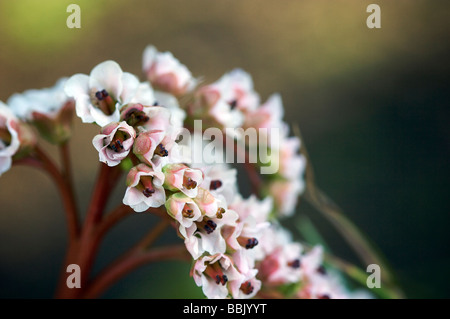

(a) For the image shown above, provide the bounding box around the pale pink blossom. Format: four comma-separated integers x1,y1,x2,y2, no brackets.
162,163,204,198
123,164,165,212
133,129,178,169
65,60,155,127
143,45,197,96
192,253,243,299
0,102,21,176
165,192,202,232
268,179,304,217
92,121,136,167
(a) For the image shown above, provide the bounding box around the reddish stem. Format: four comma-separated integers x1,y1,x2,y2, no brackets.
55,163,121,298
34,146,80,242
82,244,190,299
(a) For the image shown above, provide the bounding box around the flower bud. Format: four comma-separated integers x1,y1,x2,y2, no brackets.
92,121,136,167
123,164,166,212
143,45,197,96
165,192,202,231
162,163,204,198
0,102,21,176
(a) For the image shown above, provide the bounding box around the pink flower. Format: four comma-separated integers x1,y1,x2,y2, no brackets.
0,102,21,176
278,136,306,181
267,179,304,217
223,195,272,254
7,78,75,144
122,164,166,212
182,189,238,259
92,121,136,167
192,253,243,299
143,45,197,96
166,192,203,232
191,69,259,130
162,163,204,198
133,129,178,169
196,163,238,204
65,60,155,127
256,226,304,284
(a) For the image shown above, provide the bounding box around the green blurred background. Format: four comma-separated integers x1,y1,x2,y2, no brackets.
0,0,449,298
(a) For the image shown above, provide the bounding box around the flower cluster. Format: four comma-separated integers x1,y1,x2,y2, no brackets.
0,45,365,299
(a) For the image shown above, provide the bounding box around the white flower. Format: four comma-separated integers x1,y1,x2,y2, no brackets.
268,178,304,217
7,78,72,121
196,163,238,204
183,189,238,259
165,192,203,232
278,136,306,181
123,164,166,212
243,93,289,148
0,102,20,176
65,60,155,127
256,225,304,284
92,121,136,167
133,129,179,170
143,45,197,96
192,253,243,299
162,163,204,198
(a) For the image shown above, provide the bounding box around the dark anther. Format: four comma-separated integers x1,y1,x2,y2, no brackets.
318,294,331,299
143,188,155,197
154,143,168,157
245,238,259,249
153,101,159,106
182,204,194,218
183,176,197,190
229,99,238,109
288,259,301,269
108,138,124,152
95,89,109,100
124,108,149,126
317,265,327,275
209,180,222,190
203,219,217,234
240,281,254,295
216,207,225,219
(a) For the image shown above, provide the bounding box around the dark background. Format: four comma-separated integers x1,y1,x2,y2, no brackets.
0,0,448,298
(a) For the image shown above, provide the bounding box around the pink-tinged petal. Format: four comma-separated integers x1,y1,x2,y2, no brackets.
123,187,149,213
89,60,124,100
119,72,141,104
0,156,12,176
64,74,90,98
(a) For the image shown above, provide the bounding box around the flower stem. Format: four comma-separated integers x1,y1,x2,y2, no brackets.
34,145,80,243
55,163,121,298
81,244,190,299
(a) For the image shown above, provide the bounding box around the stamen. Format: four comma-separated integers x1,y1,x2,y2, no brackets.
123,108,149,126
229,99,238,109
288,259,301,269
107,131,128,152
209,180,222,190
216,207,225,219
318,294,331,299
198,218,217,234
93,89,116,115
183,175,197,190
154,143,168,157
205,262,228,286
0,128,12,146
182,203,194,218
139,176,155,197
238,237,259,249
317,265,327,275
240,281,254,295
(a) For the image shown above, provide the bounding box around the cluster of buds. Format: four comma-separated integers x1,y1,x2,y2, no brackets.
0,44,367,299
